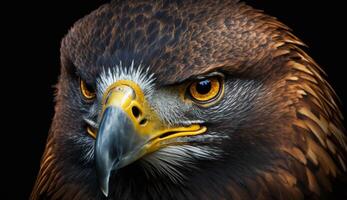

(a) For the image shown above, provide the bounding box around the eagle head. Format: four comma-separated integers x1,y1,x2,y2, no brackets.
32,0,347,199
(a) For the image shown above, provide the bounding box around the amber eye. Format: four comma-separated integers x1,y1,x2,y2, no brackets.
80,79,96,100
189,77,222,103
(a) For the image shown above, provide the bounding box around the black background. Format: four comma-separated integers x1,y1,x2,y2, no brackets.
6,0,346,199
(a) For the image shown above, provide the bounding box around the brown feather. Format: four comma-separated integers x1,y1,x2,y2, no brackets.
306,168,320,195
31,0,347,199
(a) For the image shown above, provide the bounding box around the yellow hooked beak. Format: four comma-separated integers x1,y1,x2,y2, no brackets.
93,80,206,196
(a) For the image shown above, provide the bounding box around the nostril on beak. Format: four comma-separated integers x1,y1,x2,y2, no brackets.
131,106,147,126
139,119,147,125
132,106,141,118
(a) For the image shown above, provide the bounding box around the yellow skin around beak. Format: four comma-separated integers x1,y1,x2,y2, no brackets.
92,80,207,155
93,80,207,196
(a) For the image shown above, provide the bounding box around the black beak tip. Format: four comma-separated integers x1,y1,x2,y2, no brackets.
100,181,109,197
96,160,111,197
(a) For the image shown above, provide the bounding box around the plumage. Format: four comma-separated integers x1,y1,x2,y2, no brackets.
32,0,347,199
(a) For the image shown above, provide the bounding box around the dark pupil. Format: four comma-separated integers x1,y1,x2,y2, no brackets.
196,79,211,94
85,82,94,92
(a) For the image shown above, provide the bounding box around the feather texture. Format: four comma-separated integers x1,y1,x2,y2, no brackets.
31,0,346,199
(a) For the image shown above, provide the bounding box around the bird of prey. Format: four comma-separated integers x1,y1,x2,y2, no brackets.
31,0,347,199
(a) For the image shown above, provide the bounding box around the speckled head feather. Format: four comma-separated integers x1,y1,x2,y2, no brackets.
32,0,346,199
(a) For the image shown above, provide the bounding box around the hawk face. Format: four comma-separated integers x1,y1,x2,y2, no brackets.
61,61,270,196
32,0,346,199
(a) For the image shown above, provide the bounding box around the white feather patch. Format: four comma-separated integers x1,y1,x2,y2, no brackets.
97,61,155,99
141,144,222,183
